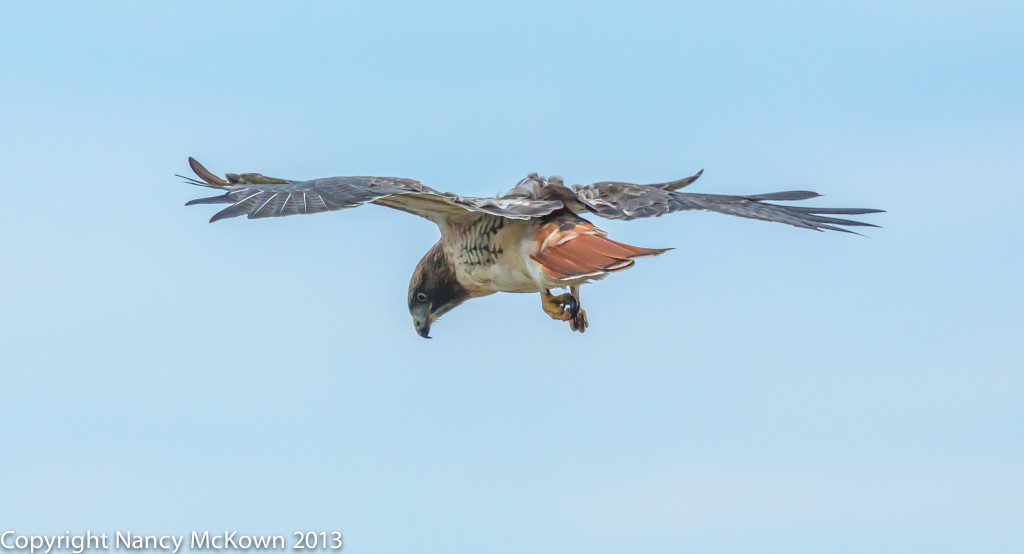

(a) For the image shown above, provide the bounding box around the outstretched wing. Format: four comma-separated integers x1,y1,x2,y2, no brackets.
572,170,882,234
179,158,564,223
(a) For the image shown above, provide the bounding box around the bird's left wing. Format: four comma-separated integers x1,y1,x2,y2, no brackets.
179,158,563,223
571,170,882,234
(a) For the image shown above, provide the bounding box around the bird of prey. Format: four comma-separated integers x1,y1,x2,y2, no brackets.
179,158,881,338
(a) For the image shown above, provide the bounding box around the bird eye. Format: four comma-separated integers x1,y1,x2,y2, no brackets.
416,292,428,302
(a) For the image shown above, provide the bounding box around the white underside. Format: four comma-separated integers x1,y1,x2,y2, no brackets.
441,218,602,296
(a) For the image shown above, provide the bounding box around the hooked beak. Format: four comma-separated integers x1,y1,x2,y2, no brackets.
414,318,432,339
411,304,433,339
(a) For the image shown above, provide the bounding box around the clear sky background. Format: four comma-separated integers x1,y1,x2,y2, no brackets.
1,2,1020,553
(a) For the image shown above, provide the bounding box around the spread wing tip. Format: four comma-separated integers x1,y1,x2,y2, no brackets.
186,157,229,187
659,169,704,191
747,190,820,201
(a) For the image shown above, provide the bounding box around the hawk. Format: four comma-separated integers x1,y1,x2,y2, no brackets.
179,158,881,338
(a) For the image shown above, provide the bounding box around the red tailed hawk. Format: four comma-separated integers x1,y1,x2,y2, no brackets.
179,158,881,338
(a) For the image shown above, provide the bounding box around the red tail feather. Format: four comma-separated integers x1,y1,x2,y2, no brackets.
532,221,669,280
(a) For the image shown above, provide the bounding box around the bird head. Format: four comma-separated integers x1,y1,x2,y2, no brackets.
408,242,470,338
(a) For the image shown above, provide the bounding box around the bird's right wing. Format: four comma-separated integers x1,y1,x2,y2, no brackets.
571,170,883,234
179,158,564,224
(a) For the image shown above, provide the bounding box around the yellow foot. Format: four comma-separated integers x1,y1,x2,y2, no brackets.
570,309,588,333
541,289,579,321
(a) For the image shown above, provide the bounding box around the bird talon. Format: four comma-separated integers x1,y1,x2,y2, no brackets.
564,294,579,317
570,309,588,332
542,290,579,322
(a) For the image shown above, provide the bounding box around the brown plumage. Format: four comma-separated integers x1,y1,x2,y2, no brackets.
178,158,882,337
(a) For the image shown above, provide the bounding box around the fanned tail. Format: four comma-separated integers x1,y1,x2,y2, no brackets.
531,219,670,280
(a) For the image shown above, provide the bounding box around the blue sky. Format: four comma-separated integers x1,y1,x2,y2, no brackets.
1,2,1021,553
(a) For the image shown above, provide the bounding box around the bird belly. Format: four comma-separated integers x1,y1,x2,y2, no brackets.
444,218,540,295
458,259,540,294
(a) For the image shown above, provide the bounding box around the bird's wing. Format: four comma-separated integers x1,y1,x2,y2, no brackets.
179,158,564,224
571,170,883,234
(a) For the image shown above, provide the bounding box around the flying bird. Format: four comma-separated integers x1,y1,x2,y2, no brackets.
178,158,881,337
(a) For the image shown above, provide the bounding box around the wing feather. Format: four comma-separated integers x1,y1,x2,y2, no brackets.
181,158,563,223
572,175,882,233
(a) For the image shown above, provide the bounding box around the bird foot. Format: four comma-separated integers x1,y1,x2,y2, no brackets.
569,309,588,333
541,290,579,321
